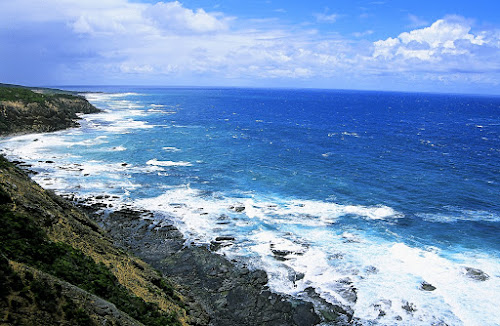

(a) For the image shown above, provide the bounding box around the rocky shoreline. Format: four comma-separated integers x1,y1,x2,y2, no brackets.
3,156,359,326
1,84,355,325
75,196,348,326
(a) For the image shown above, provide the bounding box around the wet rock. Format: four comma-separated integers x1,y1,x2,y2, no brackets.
464,267,490,281
304,287,353,325
292,302,320,326
82,203,321,326
234,206,245,213
401,301,417,314
291,272,305,282
372,300,392,319
420,281,436,291
271,249,293,261
90,202,108,209
216,236,235,241
335,278,357,303
210,241,233,252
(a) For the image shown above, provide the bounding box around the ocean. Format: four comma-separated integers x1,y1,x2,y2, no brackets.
1,87,499,325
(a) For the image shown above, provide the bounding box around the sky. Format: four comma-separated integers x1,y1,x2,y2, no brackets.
1,0,500,94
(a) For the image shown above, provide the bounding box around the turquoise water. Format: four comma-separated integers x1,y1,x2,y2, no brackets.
2,87,499,325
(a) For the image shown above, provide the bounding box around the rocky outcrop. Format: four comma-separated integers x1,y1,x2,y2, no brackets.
85,207,321,326
464,267,490,281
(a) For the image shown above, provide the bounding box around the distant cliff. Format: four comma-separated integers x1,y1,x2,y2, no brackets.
0,85,101,135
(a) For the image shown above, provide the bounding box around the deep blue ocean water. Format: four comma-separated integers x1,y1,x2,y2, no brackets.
2,87,499,325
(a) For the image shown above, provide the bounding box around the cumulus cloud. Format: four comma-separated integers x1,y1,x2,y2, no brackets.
145,1,230,33
0,1,499,92
373,16,492,62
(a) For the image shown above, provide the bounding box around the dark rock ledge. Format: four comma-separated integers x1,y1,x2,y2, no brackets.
81,205,325,326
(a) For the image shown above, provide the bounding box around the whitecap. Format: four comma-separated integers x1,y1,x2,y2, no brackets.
111,146,127,151
418,209,500,223
162,147,181,152
146,159,192,167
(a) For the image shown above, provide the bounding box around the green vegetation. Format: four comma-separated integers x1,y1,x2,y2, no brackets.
0,85,191,324
0,86,76,104
0,83,79,96
0,86,47,104
0,186,181,326
0,255,97,325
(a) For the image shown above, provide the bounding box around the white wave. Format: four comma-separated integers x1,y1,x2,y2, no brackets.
418,208,500,223
146,159,192,167
84,92,143,102
133,187,500,326
0,134,89,161
162,147,181,152
99,119,154,133
3,89,498,326
111,146,127,151
341,131,360,138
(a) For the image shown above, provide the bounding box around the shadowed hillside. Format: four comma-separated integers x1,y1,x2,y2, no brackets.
0,154,204,325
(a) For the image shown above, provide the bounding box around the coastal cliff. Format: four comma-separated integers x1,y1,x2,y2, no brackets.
0,85,327,326
0,86,198,325
0,85,101,135
0,155,199,325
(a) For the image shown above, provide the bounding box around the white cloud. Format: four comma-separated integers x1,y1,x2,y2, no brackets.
145,1,230,33
373,16,491,62
314,13,338,23
0,1,499,93
353,30,374,38
399,17,485,48
373,37,400,59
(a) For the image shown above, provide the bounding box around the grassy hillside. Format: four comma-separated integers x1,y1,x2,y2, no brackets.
0,85,101,135
0,155,195,325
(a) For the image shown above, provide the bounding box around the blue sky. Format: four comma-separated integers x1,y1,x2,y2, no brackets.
1,0,499,94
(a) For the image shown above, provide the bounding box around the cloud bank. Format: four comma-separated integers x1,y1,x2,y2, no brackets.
1,1,499,93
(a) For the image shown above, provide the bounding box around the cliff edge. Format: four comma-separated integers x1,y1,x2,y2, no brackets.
0,85,101,135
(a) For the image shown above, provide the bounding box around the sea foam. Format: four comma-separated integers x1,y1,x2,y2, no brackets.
133,187,500,326
2,88,499,326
